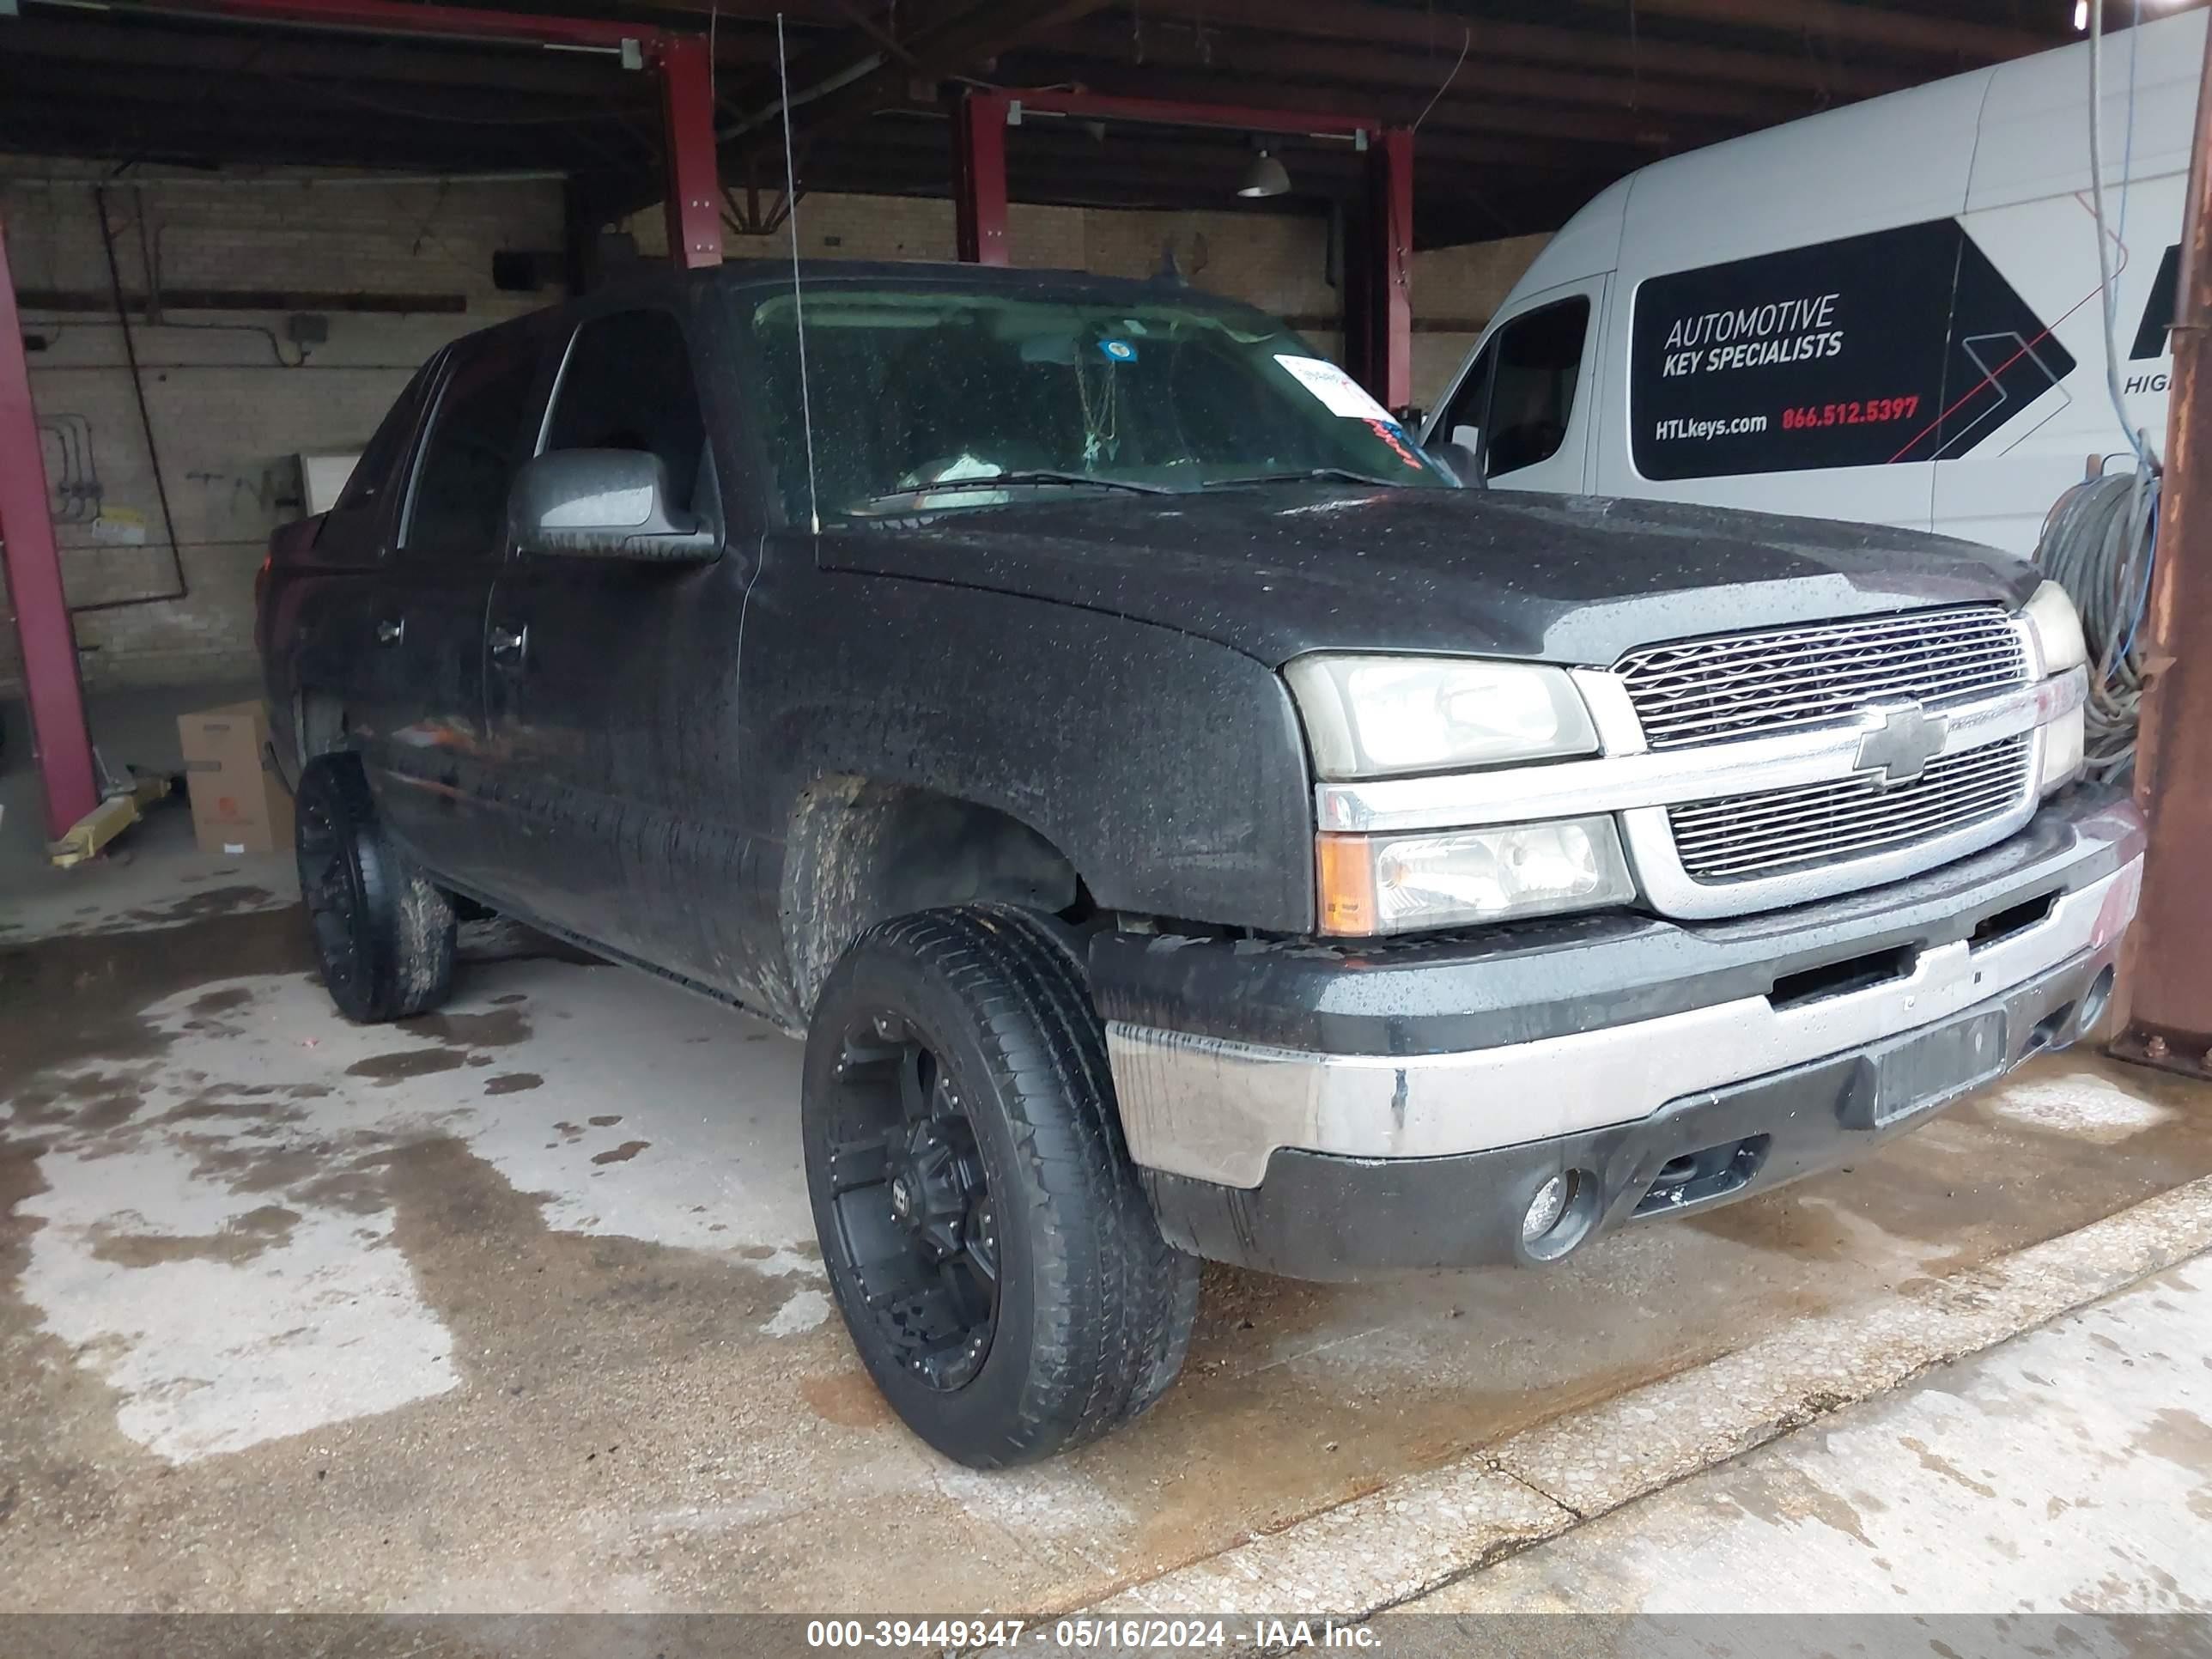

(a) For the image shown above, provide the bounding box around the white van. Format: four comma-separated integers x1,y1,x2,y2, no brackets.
1420,9,2198,556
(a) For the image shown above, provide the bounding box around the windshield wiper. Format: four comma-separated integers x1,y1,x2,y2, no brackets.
1200,466,1408,490
858,470,1177,507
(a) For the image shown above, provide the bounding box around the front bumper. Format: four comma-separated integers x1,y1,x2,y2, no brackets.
1092,789,2143,1278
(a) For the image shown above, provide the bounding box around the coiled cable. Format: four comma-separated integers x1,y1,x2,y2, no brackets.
2033,468,2160,786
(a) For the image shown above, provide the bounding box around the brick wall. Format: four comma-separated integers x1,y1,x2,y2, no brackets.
2,161,561,690
4,162,1541,692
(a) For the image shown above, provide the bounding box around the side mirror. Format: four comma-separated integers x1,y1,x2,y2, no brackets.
1430,424,1486,489
508,449,720,562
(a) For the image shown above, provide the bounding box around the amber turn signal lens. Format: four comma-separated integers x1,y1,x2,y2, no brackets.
1316,833,1378,936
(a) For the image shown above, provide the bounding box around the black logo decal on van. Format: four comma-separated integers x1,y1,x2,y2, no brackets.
2130,243,2180,361
1632,220,2075,480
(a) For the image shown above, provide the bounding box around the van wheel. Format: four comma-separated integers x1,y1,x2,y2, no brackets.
295,754,455,1024
801,904,1199,1468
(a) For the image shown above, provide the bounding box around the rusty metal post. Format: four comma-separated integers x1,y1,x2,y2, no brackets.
655,33,724,270
2115,19,2212,1073
0,208,101,843
1340,128,1414,414
953,89,1012,267
1375,126,1414,415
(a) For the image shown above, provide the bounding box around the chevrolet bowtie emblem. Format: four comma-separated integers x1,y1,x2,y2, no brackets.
1854,701,1948,785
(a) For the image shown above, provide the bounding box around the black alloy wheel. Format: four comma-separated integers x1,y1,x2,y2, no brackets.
293,754,455,1024
800,905,1200,1467
820,1012,1002,1391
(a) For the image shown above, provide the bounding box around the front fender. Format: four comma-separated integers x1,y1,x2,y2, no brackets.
740,570,1316,934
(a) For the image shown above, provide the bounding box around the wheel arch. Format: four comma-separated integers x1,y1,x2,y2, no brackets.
777,775,1085,1023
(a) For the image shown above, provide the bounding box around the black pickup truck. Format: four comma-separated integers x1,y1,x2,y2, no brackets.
260,261,2140,1468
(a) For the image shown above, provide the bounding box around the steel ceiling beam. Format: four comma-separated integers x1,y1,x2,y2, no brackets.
1133,0,1906,99
1005,58,1713,149
1045,15,1814,125
0,14,648,94
92,0,725,264
1570,0,2051,61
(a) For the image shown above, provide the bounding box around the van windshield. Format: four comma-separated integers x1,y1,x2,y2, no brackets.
742,286,1449,521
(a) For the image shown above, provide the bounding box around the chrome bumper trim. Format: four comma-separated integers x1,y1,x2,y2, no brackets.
1315,667,2086,835
1105,853,2141,1189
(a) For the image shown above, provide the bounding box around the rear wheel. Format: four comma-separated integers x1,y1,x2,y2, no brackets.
295,754,455,1023
801,904,1199,1467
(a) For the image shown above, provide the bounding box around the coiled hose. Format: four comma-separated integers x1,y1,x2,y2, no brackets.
2033,468,2160,787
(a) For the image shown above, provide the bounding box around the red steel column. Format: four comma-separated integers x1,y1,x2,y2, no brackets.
1375,126,1414,415
656,34,724,270
954,89,1012,266
2118,21,2212,1068
0,210,100,843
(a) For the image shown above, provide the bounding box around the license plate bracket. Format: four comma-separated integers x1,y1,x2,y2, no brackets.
1840,1007,2008,1132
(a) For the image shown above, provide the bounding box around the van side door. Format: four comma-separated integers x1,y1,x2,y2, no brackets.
483,302,742,975
1426,280,1602,492
362,329,549,894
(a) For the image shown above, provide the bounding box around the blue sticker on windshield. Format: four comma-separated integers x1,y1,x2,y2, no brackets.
1098,338,1138,362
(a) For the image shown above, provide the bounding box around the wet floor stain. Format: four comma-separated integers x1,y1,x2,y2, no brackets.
112,884,295,932
799,1370,895,1429
483,1073,543,1097
4,901,2212,1612
591,1140,650,1166
88,1204,300,1268
345,1048,469,1084
398,1007,532,1049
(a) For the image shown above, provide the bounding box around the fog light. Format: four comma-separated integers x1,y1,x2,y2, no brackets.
2080,963,2116,1032
1522,1174,1572,1243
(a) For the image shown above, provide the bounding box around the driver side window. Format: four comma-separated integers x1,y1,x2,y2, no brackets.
1443,296,1591,480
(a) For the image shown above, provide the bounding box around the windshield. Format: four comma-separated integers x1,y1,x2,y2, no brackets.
741,285,1451,521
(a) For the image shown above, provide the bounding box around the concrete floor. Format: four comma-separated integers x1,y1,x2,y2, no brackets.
1395,1253,2212,1654
0,681,291,942
4,686,2212,1616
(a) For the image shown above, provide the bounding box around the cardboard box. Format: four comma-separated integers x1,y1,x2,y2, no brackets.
178,701,294,856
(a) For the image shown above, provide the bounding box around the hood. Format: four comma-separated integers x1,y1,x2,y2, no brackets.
813,486,2038,667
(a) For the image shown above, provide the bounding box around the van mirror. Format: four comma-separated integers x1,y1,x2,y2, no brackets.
1430,424,1486,489
508,449,720,563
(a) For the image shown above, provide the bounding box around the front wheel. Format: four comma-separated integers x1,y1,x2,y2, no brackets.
295,754,456,1024
801,905,1199,1468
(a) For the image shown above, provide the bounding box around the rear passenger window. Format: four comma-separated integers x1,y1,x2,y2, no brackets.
315,357,438,556
404,345,543,557
543,309,708,512
1438,298,1589,480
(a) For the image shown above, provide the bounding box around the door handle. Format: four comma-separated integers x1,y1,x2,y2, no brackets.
374,617,404,647
489,623,529,664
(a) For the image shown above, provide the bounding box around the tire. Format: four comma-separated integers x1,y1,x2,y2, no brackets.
294,754,456,1024
801,904,1200,1468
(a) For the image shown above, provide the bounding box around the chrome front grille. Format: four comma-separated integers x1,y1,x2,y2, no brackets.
1616,606,2027,750
1668,734,2033,884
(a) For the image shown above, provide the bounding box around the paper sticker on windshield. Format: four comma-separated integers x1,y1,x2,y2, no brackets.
1099,337,1138,362
1275,355,1395,422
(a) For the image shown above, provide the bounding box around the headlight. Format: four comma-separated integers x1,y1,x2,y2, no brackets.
1285,654,1599,780
1317,817,1636,935
2021,581,2088,677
